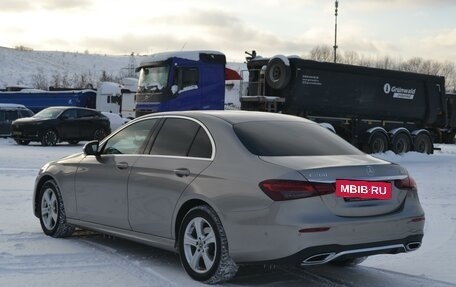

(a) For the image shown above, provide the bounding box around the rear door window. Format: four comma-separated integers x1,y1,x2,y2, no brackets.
188,127,212,158
150,118,212,158
77,109,96,119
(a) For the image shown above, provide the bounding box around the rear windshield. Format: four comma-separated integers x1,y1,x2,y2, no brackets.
233,121,363,156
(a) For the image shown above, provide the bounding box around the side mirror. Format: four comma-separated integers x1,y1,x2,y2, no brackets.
83,140,100,156
171,84,178,95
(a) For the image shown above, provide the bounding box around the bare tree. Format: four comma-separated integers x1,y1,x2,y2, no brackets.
441,61,456,92
399,57,423,73
342,51,360,65
309,45,334,62
31,69,48,90
51,73,62,88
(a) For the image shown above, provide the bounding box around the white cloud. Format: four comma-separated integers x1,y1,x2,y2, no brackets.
39,0,92,10
0,0,33,12
0,0,455,63
349,0,456,11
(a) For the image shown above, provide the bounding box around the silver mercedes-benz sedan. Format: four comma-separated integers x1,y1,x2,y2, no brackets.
33,111,425,283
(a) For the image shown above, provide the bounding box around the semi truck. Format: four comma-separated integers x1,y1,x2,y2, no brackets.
0,78,138,118
134,51,233,117
96,78,138,119
243,54,455,154
0,89,96,113
134,50,456,154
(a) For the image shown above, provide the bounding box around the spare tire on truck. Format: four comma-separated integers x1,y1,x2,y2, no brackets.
265,56,291,90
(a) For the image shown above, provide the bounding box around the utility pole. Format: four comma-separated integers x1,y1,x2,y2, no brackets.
333,0,339,63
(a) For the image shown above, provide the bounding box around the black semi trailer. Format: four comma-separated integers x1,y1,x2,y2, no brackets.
241,54,456,154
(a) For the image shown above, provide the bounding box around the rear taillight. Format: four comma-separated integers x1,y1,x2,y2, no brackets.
394,176,417,190
259,180,335,201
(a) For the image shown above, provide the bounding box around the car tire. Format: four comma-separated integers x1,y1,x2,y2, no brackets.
38,180,75,238
265,56,291,90
41,129,58,146
413,133,433,154
15,139,30,145
331,256,367,267
178,205,238,284
391,132,411,154
93,128,107,141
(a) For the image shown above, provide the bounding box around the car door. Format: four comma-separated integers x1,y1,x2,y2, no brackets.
74,118,159,229
128,117,214,238
0,110,7,136
58,109,79,140
76,109,96,139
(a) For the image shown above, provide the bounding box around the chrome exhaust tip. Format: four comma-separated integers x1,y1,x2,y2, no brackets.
301,252,336,265
406,242,421,251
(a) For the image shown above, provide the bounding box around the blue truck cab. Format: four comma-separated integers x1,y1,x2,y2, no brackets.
134,51,226,117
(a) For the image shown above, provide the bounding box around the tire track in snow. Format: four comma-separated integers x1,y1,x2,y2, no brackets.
77,238,181,287
279,265,354,287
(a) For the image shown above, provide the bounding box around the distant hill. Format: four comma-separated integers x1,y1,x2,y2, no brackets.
0,46,139,89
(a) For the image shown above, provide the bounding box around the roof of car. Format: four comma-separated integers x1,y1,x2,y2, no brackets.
42,106,98,111
0,103,28,109
139,110,315,125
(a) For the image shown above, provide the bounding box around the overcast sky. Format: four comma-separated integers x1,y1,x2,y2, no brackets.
1,0,455,62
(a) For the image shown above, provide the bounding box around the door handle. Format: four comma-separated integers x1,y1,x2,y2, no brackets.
174,168,190,177
116,162,129,170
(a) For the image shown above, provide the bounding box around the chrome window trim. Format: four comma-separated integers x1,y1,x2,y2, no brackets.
101,114,216,160
149,115,216,161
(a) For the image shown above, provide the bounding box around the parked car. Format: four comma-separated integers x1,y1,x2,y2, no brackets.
12,106,111,146
0,103,34,137
33,111,425,283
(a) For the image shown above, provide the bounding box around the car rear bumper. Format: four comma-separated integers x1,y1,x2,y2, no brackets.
224,192,425,263
266,234,423,265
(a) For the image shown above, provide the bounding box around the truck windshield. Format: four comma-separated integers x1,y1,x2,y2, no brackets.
138,65,170,91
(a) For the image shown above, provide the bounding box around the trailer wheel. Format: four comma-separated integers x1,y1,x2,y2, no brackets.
391,132,411,154
265,56,291,89
413,133,433,154
367,132,388,153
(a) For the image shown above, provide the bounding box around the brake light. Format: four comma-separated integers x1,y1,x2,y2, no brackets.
259,180,335,201
394,176,417,190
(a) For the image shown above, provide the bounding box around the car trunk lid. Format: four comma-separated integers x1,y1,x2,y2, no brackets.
260,155,410,217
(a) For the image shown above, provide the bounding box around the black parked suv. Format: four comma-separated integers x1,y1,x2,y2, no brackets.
11,106,111,146
0,104,34,137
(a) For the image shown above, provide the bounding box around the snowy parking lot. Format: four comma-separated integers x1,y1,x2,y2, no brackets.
1,138,456,287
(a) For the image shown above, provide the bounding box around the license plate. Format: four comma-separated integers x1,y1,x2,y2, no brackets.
336,179,392,200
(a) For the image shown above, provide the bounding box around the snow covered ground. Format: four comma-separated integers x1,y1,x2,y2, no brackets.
1,138,455,287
